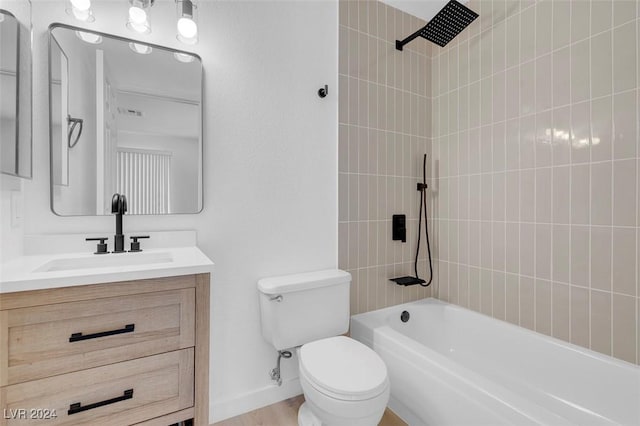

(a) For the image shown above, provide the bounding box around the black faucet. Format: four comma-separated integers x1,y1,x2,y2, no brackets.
111,193,128,253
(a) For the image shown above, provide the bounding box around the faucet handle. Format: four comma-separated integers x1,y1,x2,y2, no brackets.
129,235,150,252
86,237,109,255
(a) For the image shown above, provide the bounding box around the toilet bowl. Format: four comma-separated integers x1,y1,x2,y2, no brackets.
257,270,390,426
297,336,390,426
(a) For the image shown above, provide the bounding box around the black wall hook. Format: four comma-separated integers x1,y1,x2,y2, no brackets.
318,84,328,98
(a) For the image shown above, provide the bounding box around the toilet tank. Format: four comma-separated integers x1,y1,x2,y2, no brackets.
258,269,351,351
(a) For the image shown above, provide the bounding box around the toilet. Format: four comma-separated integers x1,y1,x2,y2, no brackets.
258,269,390,426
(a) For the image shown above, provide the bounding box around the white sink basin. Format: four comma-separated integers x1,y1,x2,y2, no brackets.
33,251,174,273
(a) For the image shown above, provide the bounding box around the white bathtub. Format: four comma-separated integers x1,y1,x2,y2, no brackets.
350,298,640,426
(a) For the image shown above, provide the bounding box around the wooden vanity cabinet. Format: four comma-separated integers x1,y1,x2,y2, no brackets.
0,274,209,426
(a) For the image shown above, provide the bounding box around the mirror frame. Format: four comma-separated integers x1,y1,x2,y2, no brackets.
0,2,33,179
48,23,204,216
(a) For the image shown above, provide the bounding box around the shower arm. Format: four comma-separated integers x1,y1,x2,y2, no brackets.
395,26,426,51
395,0,479,51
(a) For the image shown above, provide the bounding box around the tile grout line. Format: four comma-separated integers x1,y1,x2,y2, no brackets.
550,0,555,338
431,260,638,300
568,0,573,344
592,3,593,348
609,0,615,358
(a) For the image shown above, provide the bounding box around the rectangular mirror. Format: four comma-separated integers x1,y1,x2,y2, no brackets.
0,0,32,178
49,24,203,216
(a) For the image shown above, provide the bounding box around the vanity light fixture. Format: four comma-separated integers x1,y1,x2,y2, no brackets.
173,52,195,63
129,42,153,54
127,0,153,34
75,30,102,44
66,0,95,23
176,0,198,45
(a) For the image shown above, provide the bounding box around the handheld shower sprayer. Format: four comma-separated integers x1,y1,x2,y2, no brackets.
390,154,434,287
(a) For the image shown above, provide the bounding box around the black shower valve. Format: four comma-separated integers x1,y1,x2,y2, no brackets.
392,214,407,243
417,182,428,191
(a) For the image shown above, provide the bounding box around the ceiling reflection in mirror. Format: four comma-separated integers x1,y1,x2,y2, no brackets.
49,24,202,216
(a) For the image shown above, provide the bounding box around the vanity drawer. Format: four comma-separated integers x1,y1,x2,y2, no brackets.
1,289,194,385
0,349,194,426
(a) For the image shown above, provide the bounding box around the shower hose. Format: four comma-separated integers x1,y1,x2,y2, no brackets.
415,153,433,287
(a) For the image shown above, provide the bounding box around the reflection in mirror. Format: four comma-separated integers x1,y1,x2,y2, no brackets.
49,24,203,216
0,1,31,178
50,34,69,186
0,10,19,174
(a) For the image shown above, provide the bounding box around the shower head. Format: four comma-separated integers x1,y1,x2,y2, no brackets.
396,0,478,51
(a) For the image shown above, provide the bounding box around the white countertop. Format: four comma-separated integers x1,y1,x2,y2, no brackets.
0,246,214,294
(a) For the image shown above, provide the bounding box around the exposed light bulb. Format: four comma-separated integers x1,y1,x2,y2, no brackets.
67,0,94,22
75,31,102,44
70,0,91,11
174,52,195,63
176,0,198,44
72,8,90,21
129,6,146,24
129,42,152,54
127,2,151,34
177,17,197,39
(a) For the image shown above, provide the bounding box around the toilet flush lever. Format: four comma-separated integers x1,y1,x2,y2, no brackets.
269,294,283,302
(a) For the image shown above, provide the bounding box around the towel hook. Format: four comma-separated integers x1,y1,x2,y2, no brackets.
317,84,328,98
67,115,84,149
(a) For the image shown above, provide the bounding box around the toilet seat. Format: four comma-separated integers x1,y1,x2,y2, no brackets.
299,336,388,401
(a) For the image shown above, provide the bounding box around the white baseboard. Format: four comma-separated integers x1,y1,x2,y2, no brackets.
210,378,303,424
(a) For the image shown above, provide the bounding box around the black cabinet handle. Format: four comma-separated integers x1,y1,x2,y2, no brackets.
69,324,135,342
68,389,133,415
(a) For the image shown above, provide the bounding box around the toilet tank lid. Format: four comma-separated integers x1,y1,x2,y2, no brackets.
257,269,351,294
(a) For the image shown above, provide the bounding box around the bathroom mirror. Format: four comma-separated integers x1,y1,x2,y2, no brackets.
0,1,32,178
49,24,203,216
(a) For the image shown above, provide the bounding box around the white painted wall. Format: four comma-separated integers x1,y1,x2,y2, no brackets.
9,0,338,422
0,175,23,264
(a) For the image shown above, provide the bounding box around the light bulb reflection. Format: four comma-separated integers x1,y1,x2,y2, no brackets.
174,52,195,63
75,31,102,44
129,42,152,54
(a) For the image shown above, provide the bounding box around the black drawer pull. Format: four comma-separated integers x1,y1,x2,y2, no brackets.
69,324,135,342
68,389,133,415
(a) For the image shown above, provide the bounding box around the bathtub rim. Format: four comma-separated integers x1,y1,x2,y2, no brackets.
351,297,640,371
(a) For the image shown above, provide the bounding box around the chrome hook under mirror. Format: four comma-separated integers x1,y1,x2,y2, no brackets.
67,115,83,149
